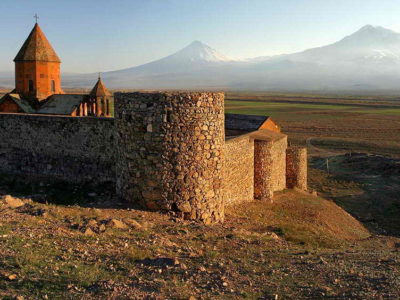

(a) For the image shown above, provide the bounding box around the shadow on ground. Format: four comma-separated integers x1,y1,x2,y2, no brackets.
0,173,120,209
309,153,400,237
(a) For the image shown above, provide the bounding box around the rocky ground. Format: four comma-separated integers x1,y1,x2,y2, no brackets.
0,179,399,299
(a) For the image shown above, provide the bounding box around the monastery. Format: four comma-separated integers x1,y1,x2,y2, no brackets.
0,22,112,117
0,22,308,224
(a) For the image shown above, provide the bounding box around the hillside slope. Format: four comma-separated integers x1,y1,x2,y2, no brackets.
226,189,370,247
1,181,396,299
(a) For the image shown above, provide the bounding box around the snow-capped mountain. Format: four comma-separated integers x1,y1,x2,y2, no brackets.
9,25,400,91
285,25,400,65
61,40,238,89
99,25,400,90
166,40,232,63
62,40,243,89
109,40,233,74
237,25,400,90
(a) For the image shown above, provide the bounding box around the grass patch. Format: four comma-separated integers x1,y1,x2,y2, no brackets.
123,245,151,261
353,108,400,115
1,233,132,297
225,99,400,118
227,190,370,248
225,100,357,115
0,224,12,235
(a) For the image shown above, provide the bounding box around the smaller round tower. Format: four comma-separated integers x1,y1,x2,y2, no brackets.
286,147,308,191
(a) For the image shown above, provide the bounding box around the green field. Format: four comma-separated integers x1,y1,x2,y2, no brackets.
225,100,400,117
352,108,400,115
110,94,400,119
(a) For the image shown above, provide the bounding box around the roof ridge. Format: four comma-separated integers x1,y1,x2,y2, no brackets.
14,23,61,63
90,77,111,97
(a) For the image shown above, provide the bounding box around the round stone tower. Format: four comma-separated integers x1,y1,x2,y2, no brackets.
115,92,225,224
286,146,308,191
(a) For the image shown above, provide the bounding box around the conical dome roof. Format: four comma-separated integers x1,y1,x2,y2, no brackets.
14,23,61,63
90,77,111,97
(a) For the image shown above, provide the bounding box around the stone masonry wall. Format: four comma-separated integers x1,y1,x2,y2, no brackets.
224,134,254,205
0,95,294,224
254,133,287,200
0,113,115,184
115,92,225,224
271,137,287,192
286,147,308,190
254,139,274,200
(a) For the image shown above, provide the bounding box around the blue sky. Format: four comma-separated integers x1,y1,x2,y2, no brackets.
1,0,400,73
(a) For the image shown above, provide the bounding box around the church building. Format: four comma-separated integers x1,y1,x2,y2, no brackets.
0,22,112,117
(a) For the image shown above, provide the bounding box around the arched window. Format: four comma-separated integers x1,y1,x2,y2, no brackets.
28,80,34,92
101,98,105,116
51,80,56,93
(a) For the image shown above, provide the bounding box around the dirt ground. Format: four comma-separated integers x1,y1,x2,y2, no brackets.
0,187,399,300
1,92,400,299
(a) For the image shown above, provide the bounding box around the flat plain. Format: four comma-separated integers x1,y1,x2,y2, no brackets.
226,92,400,156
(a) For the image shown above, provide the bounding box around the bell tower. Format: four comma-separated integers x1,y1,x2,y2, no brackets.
88,74,112,117
14,20,63,101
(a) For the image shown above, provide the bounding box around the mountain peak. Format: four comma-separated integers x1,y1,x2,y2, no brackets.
351,24,398,37
188,40,205,47
333,24,400,48
67,24,400,91
359,24,378,31
172,40,232,62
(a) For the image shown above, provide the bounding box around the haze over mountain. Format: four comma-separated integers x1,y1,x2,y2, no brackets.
228,24,400,91
3,25,400,91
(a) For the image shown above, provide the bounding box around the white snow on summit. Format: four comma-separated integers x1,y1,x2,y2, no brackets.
166,40,233,63
58,25,400,91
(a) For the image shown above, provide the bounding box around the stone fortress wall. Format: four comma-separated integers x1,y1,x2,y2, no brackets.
0,113,115,184
223,131,289,205
0,92,307,223
224,134,255,205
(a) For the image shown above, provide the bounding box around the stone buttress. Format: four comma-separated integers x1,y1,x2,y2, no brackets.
252,130,288,201
286,146,308,191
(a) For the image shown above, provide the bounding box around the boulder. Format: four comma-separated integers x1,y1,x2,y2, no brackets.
4,195,24,208
124,219,142,229
108,219,128,229
83,227,95,236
